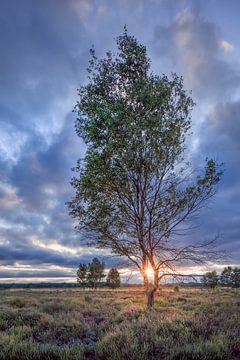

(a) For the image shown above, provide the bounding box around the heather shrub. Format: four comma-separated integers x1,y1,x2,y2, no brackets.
173,284,180,292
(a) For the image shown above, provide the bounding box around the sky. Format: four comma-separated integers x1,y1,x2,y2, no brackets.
0,0,240,283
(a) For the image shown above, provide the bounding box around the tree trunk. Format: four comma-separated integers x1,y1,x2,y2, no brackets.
146,287,155,308
142,264,159,308
145,268,159,308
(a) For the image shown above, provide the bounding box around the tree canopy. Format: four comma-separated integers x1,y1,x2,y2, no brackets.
221,266,240,287
87,257,105,289
77,258,105,288
202,270,219,288
77,263,88,287
107,268,121,289
202,267,240,288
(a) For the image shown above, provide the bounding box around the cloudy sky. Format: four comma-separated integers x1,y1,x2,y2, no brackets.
1,0,240,283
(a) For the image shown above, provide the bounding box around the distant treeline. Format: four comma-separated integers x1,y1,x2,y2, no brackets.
77,258,121,289
202,266,240,288
0,282,205,289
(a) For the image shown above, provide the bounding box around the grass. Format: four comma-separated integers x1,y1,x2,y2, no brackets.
0,286,239,359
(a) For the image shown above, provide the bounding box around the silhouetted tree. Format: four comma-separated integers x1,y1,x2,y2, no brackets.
77,263,88,287
221,266,233,286
221,266,240,287
231,267,240,287
107,268,121,289
87,258,105,288
202,271,219,288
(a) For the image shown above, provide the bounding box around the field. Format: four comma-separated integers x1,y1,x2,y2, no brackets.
0,286,239,360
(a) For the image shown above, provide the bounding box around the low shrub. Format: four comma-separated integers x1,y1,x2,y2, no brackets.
0,339,85,360
173,285,180,292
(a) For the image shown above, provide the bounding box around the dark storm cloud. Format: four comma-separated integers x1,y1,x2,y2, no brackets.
0,0,91,277
0,0,86,101
8,116,82,212
152,7,240,263
0,0,92,175
198,99,240,217
0,242,95,267
208,100,240,151
0,270,74,279
185,98,240,263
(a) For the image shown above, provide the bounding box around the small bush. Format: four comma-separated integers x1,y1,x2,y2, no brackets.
173,284,180,292
42,301,68,314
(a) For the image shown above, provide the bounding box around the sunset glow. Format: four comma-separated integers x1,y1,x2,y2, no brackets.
145,267,154,278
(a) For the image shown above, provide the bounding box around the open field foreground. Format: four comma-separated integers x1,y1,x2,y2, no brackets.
0,286,239,360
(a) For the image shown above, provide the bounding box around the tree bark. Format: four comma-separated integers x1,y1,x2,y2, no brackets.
144,269,159,308
146,287,155,308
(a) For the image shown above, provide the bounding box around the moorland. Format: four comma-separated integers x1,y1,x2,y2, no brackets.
0,286,239,360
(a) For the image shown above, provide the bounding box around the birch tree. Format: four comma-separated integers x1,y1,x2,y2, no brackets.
68,29,223,307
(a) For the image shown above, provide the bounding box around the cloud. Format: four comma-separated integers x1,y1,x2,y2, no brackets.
0,0,240,282
187,98,240,264
152,7,240,265
0,0,89,165
221,39,234,53
0,124,28,164
154,9,240,101
0,237,112,266
0,182,22,209
208,100,240,151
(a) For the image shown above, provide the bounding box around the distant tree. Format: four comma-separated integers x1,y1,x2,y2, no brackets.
231,267,240,288
221,266,233,286
68,29,223,307
77,263,88,287
107,268,121,289
202,271,219,288
219,266,240,288
87,258,105,288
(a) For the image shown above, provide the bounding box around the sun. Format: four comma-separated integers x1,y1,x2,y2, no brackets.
145,267,154,277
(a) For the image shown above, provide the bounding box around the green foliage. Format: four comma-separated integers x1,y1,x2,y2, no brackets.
87,258,105,289
202,271,219,288
231,267,240,287
107,268,121,289
221,266,232,286
202,267,240,288
221,266,240,287
77,258,105,289
76,263,88,287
